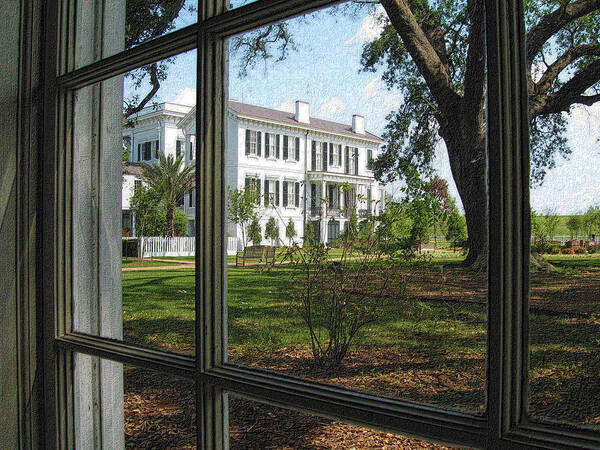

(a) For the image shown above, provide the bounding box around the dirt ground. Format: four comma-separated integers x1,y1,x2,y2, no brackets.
123,263,599,448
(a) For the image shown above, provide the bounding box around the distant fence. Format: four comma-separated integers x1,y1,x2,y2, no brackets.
124,236,240,257
429,236,600,246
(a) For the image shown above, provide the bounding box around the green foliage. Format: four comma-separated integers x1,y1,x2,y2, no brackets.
265,217,280,245
130,184,167,237
566,215,582,239
279,220,411,367
446,207,467,251
248,217,262,245
140,153,195,237
227,186,260,247
130,184,190,237
173,209,189,237
541,209,561,240
582,206,600,238
285,218,297,244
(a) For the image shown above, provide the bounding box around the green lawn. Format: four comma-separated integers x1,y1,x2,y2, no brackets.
122,258,182,268
122,254,599,426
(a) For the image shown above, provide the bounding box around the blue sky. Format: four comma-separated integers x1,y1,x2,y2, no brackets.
126,3,600,215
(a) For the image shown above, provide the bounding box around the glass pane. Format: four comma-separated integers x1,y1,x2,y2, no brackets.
228,394,457,449
224,3,488,413
72,50,197,356
72,353,196,448
526,1,600,430
74,0,197,70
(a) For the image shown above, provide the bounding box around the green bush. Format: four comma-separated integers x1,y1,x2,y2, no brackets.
532,240,551,254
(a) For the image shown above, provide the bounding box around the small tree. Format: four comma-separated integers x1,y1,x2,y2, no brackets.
566,215,582,240
541,210,560,241
281,219,408,367
265,217,279,246
582,207,600,239
424,176,450,247
285,218,296,245
248,218,262,246
173,210,190,237
227,186,259,247
130,184,166,238
140,153,195,237
446,208,467,253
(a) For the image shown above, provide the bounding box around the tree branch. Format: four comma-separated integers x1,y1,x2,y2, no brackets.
463,0,486,116
125,64,160,117
535,43,600,94
380,0,461,114
526,0,600,65
531,58,600,116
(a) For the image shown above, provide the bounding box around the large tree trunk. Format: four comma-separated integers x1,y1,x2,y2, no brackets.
442,114,488,268
166,207,175,238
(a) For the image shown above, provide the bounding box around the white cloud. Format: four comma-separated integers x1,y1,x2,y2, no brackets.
346,6,387,45
362,78,384,100
360,77,403,110
276,102,295,113
319,97,347,116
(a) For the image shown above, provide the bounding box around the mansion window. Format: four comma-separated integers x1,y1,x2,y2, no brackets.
264,179,280,206
367,149,374,170
345,146,358,175
312,141,323,171
329,143,342,167
137,141,157,161
245,129,261,156
265,132,279,158
283,135,300,161
282,181,300,207
176,140,183,158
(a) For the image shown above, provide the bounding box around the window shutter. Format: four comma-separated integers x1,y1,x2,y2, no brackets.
275,180,280,206
137,144,141,161
338,144,342,165
295,182,300,207
276,134,280,158
155,140,159,158
257,131,262,156
245,129,251,155
354,148,359,175
329,143,334,165
295,137,300,161
323,142,328,172
265,133,270,157
368,149,373,170
283,136,288,160
283,182,288,207
345,146,350,174
311,141,316,170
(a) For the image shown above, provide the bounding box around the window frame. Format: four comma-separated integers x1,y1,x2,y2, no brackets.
39,0,600,449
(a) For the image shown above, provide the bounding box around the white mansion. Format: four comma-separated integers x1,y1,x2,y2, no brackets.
122,90,385,246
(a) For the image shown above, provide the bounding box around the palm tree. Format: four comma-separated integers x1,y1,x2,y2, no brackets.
140,153,195,237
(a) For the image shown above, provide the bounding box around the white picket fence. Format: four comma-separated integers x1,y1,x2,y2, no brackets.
134,236,240,257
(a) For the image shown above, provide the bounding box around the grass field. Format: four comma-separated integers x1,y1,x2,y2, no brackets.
122,253,600,447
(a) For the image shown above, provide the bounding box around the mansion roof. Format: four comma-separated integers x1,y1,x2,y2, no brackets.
229,100,383,143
